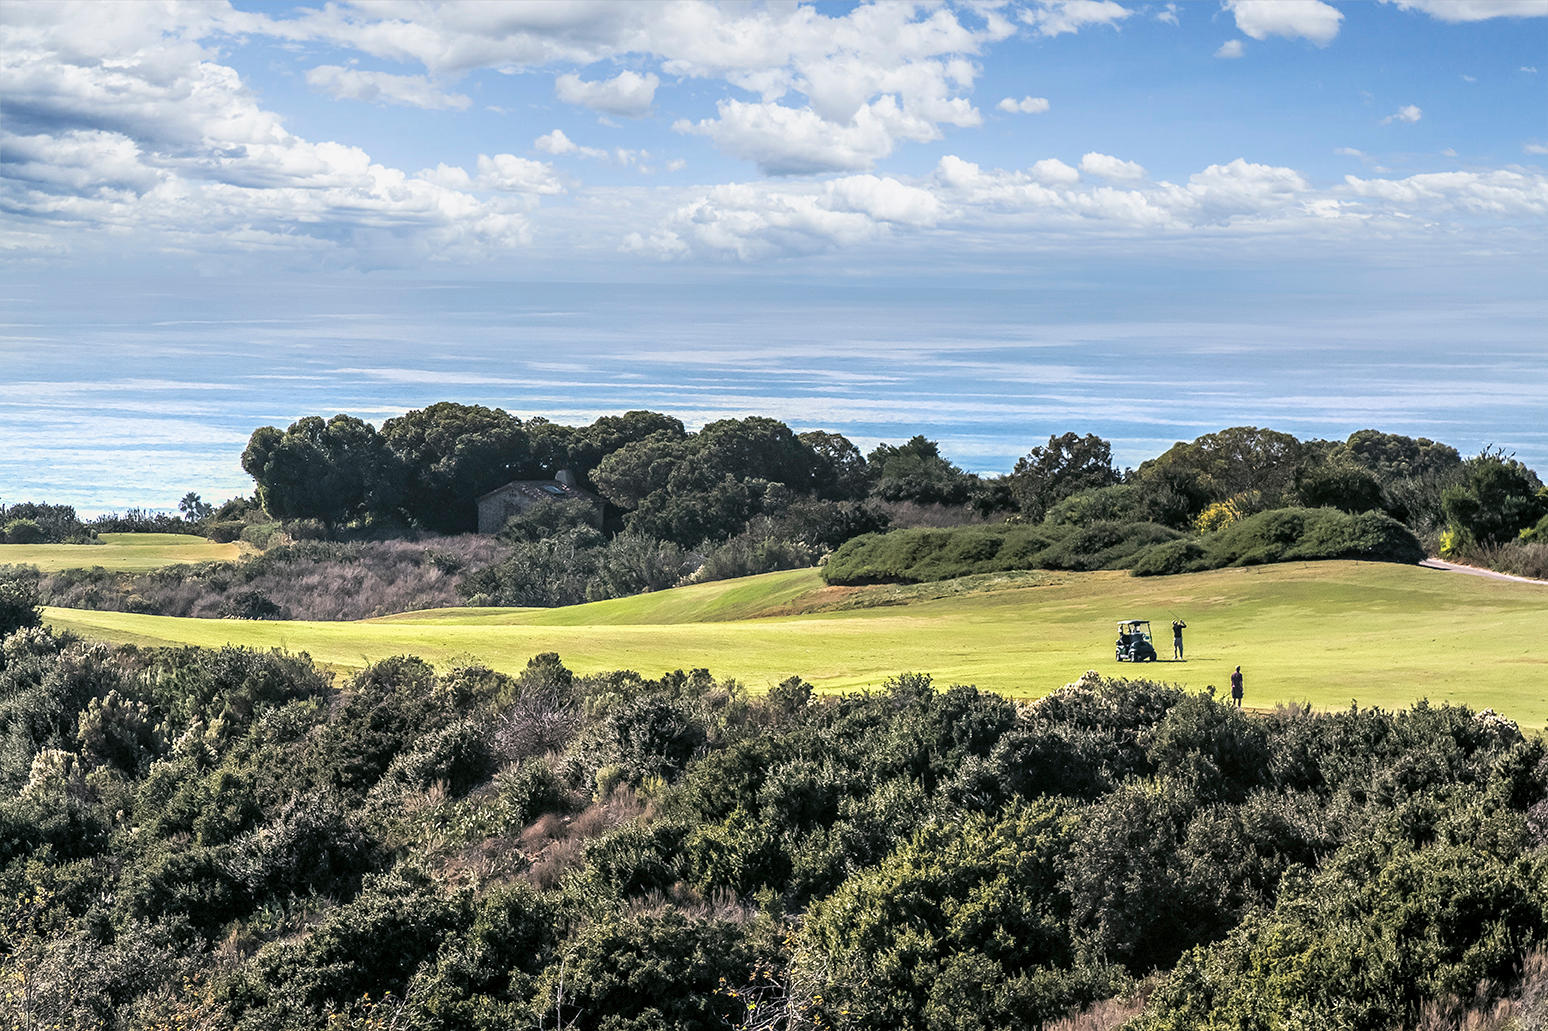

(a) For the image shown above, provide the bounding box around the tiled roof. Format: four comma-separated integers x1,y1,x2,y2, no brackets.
476,480,600,504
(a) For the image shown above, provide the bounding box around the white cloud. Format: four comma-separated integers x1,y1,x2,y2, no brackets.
1379,0,1548,22
1344,169,1548,215
997,96,1052,114
0,3,544,264
625,182,887,261
676,96,950,175
474,154,564,194
7,0,1548,271
1185,158,1309,216
1224,0,1344,45
535,129,606,159
1080,151,1147,180
1526,142,1548,155
230,1,1012,176
631,152,1548,262
1334,146,1364,157
1020,1,1134,37
304,65,470,111
1031,158,1082,185
1524,66,1540,74
827,175,941,225
1383,104,1423,124
1461,74,1477,83
1156,3,1181,24
554,70,659,117
1215,39,1246,58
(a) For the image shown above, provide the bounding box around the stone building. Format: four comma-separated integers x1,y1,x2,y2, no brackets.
475,470,604,535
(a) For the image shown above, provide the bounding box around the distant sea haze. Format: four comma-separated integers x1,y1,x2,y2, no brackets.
2,276,1545,513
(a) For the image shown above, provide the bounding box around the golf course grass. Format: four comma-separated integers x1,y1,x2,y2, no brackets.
42,559,1548,724
0,532,242,572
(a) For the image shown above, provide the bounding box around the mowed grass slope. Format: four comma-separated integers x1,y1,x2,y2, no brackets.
43,561,1548,723
0,532,242,572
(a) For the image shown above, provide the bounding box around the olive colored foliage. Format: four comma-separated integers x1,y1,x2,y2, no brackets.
824,521,1184,584
2,624,1546,1031
824,507,1423,585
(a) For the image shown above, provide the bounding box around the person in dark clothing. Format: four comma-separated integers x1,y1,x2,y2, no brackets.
1172,619,1187,660
1230,666,1244,707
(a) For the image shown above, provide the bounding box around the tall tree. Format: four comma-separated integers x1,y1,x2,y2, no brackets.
1442,449,1547,546
867,435,973,505
241,414,393,527
1011,432,1120,521
380,403,533,532
1138,427,1304,512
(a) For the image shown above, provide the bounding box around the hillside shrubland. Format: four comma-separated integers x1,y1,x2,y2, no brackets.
825,508,1425,585
0,627,1544,1030
9,417,1542,622
823,520,1184,584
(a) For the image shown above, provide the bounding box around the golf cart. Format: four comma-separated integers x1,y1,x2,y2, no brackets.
1116,620,1158,662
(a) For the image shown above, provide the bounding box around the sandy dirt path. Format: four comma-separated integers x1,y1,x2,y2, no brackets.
1420,558,1548,586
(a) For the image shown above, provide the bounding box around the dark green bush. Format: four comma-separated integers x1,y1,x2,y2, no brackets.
1,632,1544,1031
2,518,47,544
1129,538,1210,576
1038,521,1182,571
203,519,247,543
1209,507,1423,566
1130,507,1424,576
0,572,42,638
823,522,1178,584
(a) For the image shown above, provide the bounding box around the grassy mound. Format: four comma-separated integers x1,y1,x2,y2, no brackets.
1131,508,1424,576
823,521,1182,585
824,509,1424,585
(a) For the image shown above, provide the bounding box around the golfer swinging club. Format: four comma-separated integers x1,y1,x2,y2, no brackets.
1172,618,1187,660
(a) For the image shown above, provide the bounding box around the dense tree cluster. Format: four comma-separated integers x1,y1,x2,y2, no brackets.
0,502,89,544
240,406,883,541
1,627,1545,1029
832,427,1547,585
13,418,1536,622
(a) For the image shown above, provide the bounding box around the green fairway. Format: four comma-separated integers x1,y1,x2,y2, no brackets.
42,561,1548,723
0,532,243,572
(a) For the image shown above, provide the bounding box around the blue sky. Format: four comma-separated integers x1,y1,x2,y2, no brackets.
1,0,1546,510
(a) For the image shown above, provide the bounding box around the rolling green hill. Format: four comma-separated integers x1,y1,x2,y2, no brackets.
42,561,1548,723
0,532,243,572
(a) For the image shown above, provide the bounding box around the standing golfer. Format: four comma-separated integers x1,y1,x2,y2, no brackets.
1172,619,1187,660
1230,666,1244,707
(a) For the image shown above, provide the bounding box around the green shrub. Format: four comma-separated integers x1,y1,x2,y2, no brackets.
0,573,41,638
239,522,283,547
1131,508,1424,577
1130,539,1210,576
2,519,47,545
1044,484,1141,526
203,520,247,543
1038,521,1182,571
1209,507,1423,566
823,522,1180,584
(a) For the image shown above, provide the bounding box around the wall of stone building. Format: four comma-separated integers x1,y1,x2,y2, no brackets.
477,493,527,535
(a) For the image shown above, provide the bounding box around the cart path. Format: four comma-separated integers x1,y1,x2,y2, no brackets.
1419,558,1548,586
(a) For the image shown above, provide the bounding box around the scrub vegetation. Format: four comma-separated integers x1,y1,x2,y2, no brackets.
0,625,1545,1031
6,408,1548,1030
7,414,1543,622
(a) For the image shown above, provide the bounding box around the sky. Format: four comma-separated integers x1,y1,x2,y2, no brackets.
1,0,1546,511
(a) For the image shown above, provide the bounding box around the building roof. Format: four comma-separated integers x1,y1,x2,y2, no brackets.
476,479,601,505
